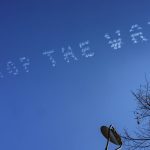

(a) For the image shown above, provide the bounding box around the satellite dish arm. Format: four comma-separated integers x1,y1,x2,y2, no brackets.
115,144,122,150
105,125,112,150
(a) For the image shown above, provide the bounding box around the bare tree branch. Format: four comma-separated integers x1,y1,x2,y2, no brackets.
123,79,150,149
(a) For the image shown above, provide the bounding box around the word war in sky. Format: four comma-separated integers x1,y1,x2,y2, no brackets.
1,20,150,80
104,22,149,49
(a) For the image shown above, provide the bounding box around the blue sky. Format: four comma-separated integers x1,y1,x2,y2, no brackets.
1,0,150,149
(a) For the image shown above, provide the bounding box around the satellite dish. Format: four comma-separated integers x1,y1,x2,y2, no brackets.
100,125,122,146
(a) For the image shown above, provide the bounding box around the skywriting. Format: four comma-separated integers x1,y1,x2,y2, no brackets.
1,21,150,80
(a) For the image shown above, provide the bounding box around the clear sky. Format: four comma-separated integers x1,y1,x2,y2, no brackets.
1,0,150,150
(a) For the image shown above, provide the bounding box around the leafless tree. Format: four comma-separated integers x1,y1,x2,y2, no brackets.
123,78,150,149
